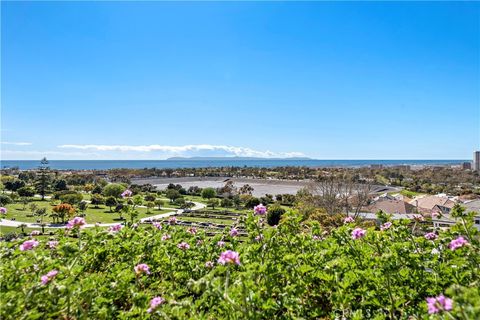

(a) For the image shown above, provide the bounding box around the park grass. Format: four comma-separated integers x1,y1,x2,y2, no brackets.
2,199,172,224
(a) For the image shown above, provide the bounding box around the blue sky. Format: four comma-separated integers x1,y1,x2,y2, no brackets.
1,1,479,160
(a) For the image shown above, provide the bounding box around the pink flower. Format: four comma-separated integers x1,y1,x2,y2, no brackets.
344,216,354,224
254,204,267,215
177,242,190,250
312,235,321,241
121,189,132,198
351,228,366,240
161,234,171,241
205,261,214,268
147,296,165,313
0,207,7,215
218,250,241,265
40,269,58,285
448,236,468,250
132,223,138,228
108,224,123,233
152,222,162,230
19,239,39,251
426,295,453,314
30,230,41,236
196,239,204,246
168,216,177,225
229,228,239,237
48,241,59,249
134,263,151,275
217,241,226,247
66,217,86,230
187,227,197,235
424,232,438,240
380,222,392,231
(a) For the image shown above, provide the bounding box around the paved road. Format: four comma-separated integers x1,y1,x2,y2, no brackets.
0,201,206,229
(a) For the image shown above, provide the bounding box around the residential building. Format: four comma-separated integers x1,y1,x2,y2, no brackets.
409,195,456,214
432,199,480,231
367,199,416,215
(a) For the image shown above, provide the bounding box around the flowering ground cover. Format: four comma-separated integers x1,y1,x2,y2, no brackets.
0,207,479,319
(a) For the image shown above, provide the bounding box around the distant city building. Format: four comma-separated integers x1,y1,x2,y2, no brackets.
474,151,480,171
462,162,472,170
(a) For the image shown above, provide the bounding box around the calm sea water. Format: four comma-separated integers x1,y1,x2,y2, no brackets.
0,159,466,170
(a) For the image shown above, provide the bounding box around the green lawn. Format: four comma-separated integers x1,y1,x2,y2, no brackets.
2,199,172,224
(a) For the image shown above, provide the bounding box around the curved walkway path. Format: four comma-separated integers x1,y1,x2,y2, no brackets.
0,201,206,229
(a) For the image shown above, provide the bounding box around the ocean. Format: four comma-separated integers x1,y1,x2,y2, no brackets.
0,159,467,170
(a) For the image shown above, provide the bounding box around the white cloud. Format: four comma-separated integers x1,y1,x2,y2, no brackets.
58,144,306,158
1,141,32,146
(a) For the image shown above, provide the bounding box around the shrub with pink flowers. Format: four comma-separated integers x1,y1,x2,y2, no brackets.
65,216,86,229
0,206,478,319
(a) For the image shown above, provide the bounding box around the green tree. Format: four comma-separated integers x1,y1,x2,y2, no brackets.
35,207,47,223
35,158,51,200
29,202,38,214
92,185,103,194
60,193,83,206
154,199,164,210
207,198,220,210
165,189,181,203
91,194,105,208
201,187,216,199
53,179,68,191
20,197,30,211
144,193,156,202
146,201,154,213
17,186,35,197
132,195,143,209
0,194,13,206
78,201,89,215
105,196,118,212
103,183,125,198
221,198,233,208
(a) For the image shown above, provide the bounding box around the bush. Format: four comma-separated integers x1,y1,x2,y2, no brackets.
0,210,479,319
201,187,216,199
103,183,125,198
244,196,261,208
59,193,83,206
90,194,105,207
266,205,286,226
0,194,13,206
144,193,156,202
17,186,36,198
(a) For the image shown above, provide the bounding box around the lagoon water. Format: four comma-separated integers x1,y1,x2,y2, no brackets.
0,159,466,170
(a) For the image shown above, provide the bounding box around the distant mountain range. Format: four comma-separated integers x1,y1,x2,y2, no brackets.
166,156,312,161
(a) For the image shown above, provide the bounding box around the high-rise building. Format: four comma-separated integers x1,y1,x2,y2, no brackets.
474,151,480,171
